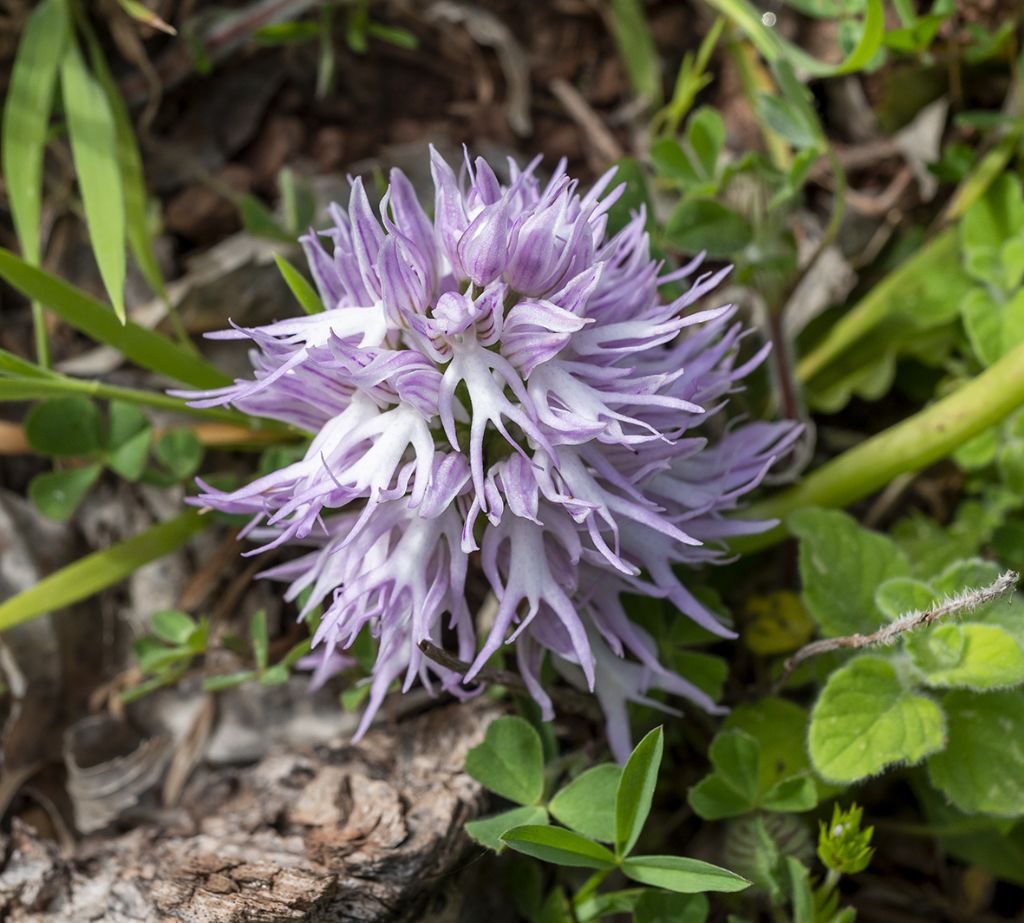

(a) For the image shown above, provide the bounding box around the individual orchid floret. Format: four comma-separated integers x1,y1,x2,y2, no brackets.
183,147,797,761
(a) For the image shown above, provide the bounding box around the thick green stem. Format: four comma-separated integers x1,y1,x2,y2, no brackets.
736,336,1024,552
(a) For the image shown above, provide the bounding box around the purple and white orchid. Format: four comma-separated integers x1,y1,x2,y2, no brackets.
180,148,797,760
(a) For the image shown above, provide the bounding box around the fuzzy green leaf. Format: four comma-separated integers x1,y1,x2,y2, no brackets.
809,656,946,783
927,690,1024,817
790,508,909,636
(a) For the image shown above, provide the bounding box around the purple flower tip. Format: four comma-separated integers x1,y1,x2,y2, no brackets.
182,148,798,761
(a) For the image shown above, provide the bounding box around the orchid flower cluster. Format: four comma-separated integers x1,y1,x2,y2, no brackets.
181,148,797,760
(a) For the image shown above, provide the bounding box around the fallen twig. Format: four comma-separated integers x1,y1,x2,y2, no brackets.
774,570,1019,691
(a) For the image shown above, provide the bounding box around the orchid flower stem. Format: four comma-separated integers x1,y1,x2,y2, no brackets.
737,336,1024,553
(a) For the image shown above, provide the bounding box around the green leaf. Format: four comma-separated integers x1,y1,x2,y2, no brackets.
606,0,661,104
650,138,701,188
723,698,812,794
548,763,620,842
634,891,709,923
80,25,166,299
755,94,818,149
1,0,67,264
154,429,203,479
465,805,548,852
615,725,663,857
464,716,545,806
0,248,228,388
909,624,1024,690
962,287,1005,366
785,858,815,923
687,108,725,179
688,730,760,820
103,400,152,480
875,577,937,621
789,508,909,636
664,200,752,258
927,689,1024,817
25,395,102,457
150,609,198,646
60,41,126,322
202,670,258,692
274,254,324,314
501,825,617,870
133,635,193,674
0,509,207,631
29,463,102,520
808,656,947,783
961,174,1024,289
621,855,750,894
761,776,817,813
240,195,292,241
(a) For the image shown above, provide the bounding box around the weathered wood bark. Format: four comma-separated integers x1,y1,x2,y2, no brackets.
0,702,500,922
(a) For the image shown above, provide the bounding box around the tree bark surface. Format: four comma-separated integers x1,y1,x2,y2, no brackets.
0,702,497,923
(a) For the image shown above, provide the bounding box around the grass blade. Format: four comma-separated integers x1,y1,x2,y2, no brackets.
1,0,69,366
60,40,127,322
0,509,207,631
1,0,66,265
79,23,167,301
0,248,228,388
274,253,324,314
606,0,661,105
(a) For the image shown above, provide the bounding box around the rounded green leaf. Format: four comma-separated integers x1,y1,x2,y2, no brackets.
808,656,946,783
501,824,617,870
549,763,620,842
927,690,1024,817
664,200,752,259
28,463,102,520
26,396,102,457
909,624,1024,690
154,429,203,479
616,726,664,857
150,609,198,646
464,716,545,806
621,855,750,894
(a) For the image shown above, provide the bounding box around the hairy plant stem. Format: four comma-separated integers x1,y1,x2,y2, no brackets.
736,336,1024,552
774,571,1018,690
